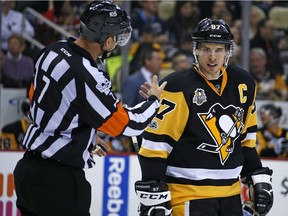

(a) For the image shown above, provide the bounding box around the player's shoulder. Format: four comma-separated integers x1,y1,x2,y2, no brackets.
2,121,21,133
160,67,196,92
226,65,255,85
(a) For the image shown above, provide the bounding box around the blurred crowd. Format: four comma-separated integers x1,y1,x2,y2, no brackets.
1,0,288,158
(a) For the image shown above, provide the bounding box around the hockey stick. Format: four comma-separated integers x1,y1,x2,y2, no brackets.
132,136,140,153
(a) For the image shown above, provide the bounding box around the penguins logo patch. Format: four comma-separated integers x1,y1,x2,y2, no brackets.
197,103,244,165
193,88,207,106
148,120,158,130
96,78,111,93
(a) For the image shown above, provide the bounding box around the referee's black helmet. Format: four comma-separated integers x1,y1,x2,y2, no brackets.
80,0,132,46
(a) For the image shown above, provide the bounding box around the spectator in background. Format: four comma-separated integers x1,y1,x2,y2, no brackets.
249,47,287,100
252,0,274,16
166,1,199,45
211,1,229,20
129,24,167,75
229,25,242,66
1,0,35,53
250,18,284,76
131,0,168,44
122,45,163,107
171,52,192,73
0,51,4,81
257,104,288,158
1,34,34,88
197,1,241,21
0,100,31,150
167,32,195,66
56,1,80,38
160,52,192,79
249,5,266,39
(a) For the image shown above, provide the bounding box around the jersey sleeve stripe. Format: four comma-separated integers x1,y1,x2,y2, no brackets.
51,59,70,81
127,102,159,123
141,138,173,152
122,127,144,136
85,83,111,119
139,147,169,159
241,133,257,148
33,52,44,89
41,51,58,72
98,102,129,136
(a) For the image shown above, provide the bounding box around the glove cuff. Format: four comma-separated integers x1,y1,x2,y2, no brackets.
136,190,171,206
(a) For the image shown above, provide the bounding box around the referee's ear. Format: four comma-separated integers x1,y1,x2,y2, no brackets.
103,36,117,52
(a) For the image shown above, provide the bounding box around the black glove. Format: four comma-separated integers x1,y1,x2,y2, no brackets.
242,167,273,216
135,180,172,216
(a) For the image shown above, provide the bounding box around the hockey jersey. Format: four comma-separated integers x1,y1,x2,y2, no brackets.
139,65,258,206
0,118,28,150
257,126,288,158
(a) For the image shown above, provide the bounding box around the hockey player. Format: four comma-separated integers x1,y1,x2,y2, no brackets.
257,103,288,158
0,100,30,150
135,18,273,216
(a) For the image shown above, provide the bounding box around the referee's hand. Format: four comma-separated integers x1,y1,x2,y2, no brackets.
139,75,167,100
92,135,110,156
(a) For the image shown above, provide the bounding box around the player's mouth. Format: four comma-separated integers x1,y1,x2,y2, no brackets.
207,63,218,68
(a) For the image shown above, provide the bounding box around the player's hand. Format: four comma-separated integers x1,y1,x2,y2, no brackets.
92,135,110,156
135,180,172,216
242,167,273,216
139,75,167,100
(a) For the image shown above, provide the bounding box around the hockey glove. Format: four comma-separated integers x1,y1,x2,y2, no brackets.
135,180,172,216
242,167,273,216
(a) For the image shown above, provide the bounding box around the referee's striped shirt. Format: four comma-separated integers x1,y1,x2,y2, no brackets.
23,38,160,168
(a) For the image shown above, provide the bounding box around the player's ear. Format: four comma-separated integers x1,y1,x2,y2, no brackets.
104,36,114,46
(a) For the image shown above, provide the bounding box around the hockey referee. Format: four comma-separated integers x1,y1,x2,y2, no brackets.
13,1,166,216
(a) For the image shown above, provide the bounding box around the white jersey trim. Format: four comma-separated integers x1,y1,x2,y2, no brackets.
166,165,243,180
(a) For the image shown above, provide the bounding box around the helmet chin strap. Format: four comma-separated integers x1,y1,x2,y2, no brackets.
99,44,117,63
193,62,224,81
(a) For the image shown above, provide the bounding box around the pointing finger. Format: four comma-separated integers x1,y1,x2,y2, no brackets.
159,81,167,91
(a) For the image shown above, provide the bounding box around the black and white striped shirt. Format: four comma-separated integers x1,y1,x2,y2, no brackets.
24,38,159,168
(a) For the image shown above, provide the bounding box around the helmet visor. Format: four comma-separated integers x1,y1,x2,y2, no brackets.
115,26,132,46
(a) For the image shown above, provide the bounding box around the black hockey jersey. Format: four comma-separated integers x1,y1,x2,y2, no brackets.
0,118,28,150
139,65,258,206
257,127,288,157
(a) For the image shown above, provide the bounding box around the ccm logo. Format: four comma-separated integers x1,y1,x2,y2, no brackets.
60,48,72,57
139,193,168,200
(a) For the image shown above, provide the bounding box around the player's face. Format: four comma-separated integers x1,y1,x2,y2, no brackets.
196,43,228,80
260,109,271,126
